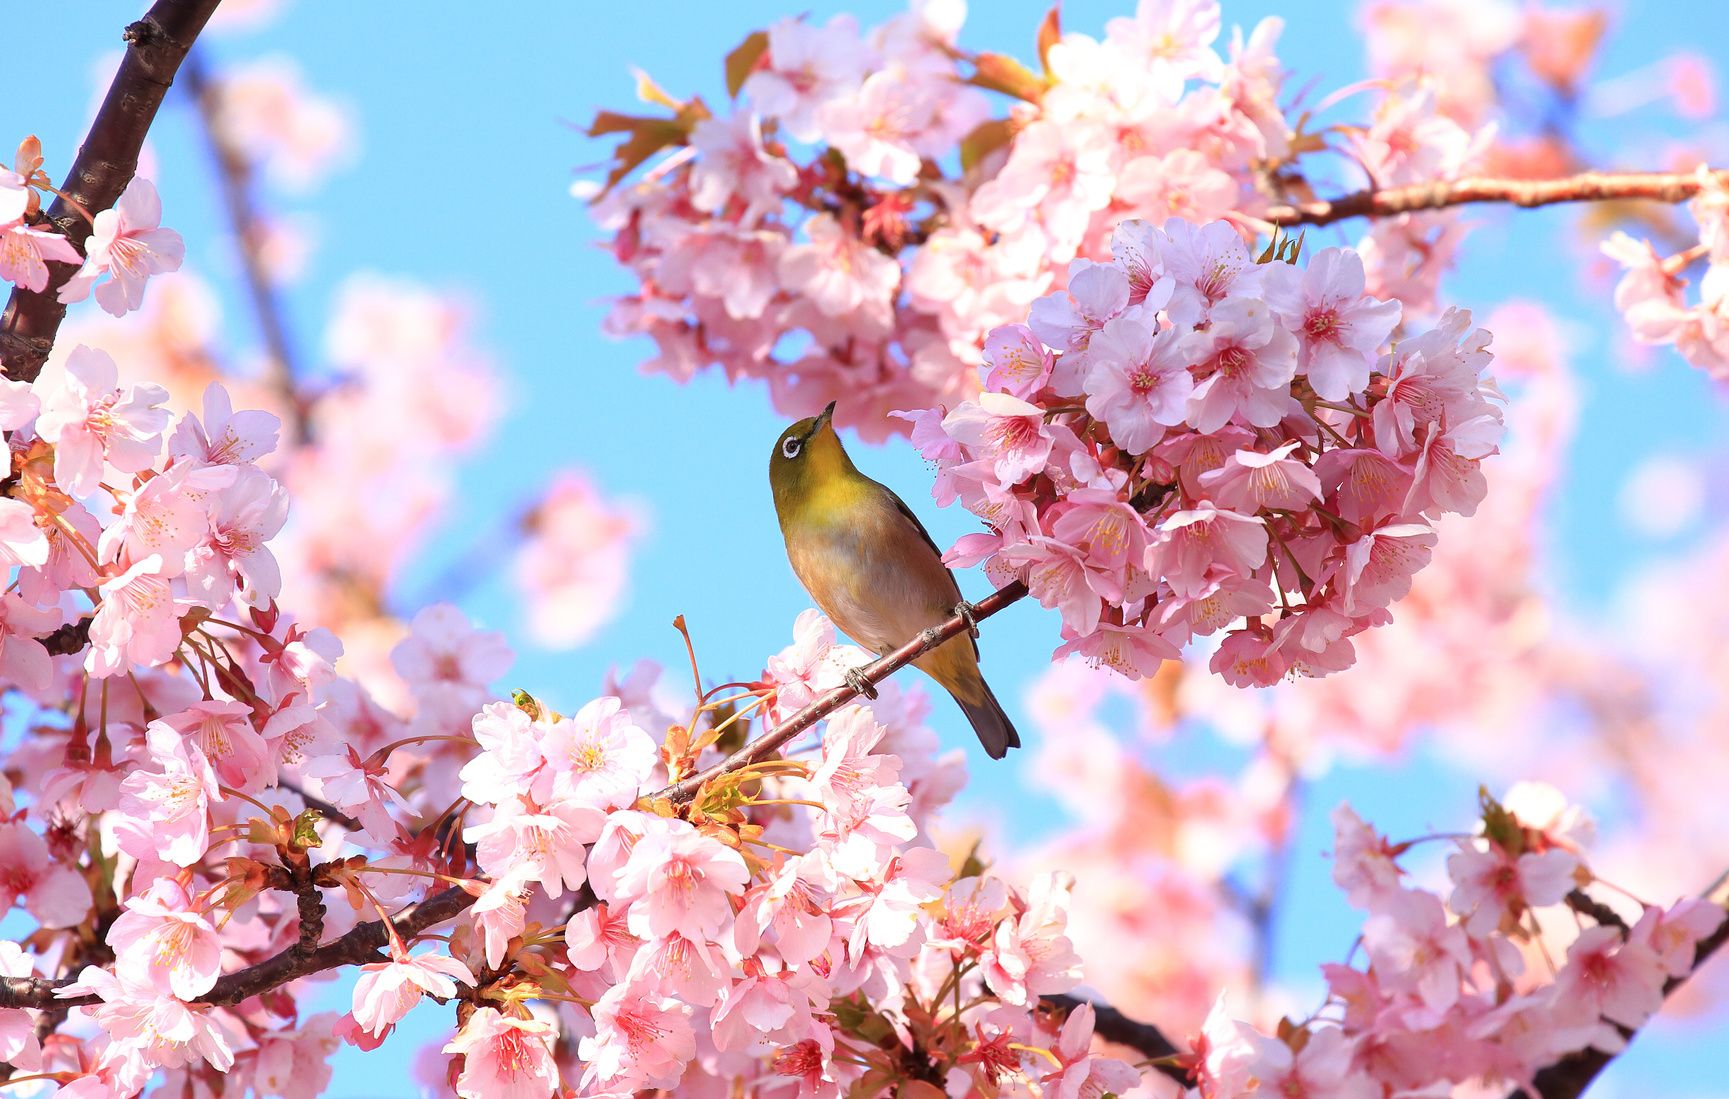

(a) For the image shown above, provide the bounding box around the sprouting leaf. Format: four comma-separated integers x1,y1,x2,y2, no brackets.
1036,5,1062,75
968,52,1048,104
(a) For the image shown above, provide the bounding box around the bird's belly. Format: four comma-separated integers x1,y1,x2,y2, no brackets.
787,526,947,655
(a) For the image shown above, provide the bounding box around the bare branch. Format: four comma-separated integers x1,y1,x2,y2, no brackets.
0,0,224,382
1265,168,1727,228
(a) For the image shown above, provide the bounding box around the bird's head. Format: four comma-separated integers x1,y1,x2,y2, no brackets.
769,401,852,513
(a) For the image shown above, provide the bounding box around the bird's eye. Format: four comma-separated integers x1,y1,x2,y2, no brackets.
782,437,802,459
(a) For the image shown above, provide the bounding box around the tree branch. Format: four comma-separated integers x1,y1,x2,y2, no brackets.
1044,993,1188,1085
661,579,1029,804
1265,168,1727,228
1506,878,1729,1099
181,49,308,440
0,581,1034,1014
0,0,223,382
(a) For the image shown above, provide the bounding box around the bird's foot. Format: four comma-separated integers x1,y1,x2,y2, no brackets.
844,667,879,701
952,600,982,639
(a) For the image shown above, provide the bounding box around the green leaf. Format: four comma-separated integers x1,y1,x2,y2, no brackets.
1036,4,1062,75
960,117,1017,173
725,30,770,98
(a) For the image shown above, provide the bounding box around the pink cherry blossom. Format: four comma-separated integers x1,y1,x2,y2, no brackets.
182,465,290,606
982,323,1055,398
536,694,657,809
442,1007,559,1099
1185,296,1299,432
1554,926,1666,1030
1265,247,1402,400
168,382,281,466
1446,842,1577,936
107,879,222,1000
0,218,82,293
1199,441,1323,512
687,111,797,223
68,966,236,1075
0,821,92,929
615,820,751,941
57,176,184,316
352,949,475,1038
777,213,900,319
1083,310,1196,451
114,720,222,867
765,609,872,722
34,345,170,496
940,393,1055,484
580,984,696,1089
391,603,513,734
87,554,183,677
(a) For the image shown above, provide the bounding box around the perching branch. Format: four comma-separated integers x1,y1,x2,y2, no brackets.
1265,168,1728,228
662,579,1030,804
0,0,223,383
181,49,308,440
0,581,1034,1014
1506,874,1729,1099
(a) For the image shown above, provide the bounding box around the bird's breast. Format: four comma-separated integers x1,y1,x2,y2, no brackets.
784,496,953,656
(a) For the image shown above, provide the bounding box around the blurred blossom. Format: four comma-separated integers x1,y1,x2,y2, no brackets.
512,473,640,649
211,56,354,192
1619,454,1707,539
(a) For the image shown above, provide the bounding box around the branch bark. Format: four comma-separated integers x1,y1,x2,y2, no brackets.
1265,168,1727,228
0,581,1034,1013
0,0,223,383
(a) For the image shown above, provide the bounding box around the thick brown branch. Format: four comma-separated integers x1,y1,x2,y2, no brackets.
1265,168,1727,228
181,50,307,440
1045,993,1189,1085
0,0,223,382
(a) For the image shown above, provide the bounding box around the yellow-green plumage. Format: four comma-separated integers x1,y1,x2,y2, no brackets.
769,402,1020,759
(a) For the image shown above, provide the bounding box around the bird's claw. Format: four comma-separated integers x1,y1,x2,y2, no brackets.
952,600,982,639
844,667,879,701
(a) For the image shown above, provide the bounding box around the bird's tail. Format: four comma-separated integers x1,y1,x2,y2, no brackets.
953,679,1021,760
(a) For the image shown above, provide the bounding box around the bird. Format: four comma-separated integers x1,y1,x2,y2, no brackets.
769,401,1021,759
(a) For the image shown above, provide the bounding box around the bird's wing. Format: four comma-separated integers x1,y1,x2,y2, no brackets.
874,477,978,660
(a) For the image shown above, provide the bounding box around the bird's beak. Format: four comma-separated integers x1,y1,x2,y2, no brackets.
816,401,837,432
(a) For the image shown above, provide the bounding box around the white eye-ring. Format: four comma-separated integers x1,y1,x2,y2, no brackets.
782,437,803,459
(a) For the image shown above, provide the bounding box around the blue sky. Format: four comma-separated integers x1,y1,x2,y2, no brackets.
9,1,1729,1095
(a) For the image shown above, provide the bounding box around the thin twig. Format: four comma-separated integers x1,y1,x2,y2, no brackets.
0,0,224,382
1265,168,1727,228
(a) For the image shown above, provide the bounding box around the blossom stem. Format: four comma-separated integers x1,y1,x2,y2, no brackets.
365,734,478,770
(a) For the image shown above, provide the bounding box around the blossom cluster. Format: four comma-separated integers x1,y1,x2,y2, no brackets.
900,217,1500,682
1603,167,1729,381
1196,787,1724,1098
587,0,1492,440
